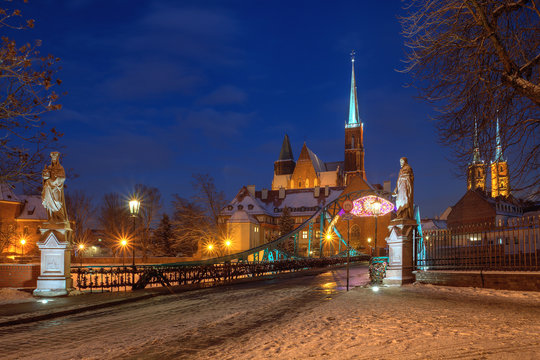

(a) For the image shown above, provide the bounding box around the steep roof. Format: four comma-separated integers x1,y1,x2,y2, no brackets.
278,134,294,161
0,183,20,203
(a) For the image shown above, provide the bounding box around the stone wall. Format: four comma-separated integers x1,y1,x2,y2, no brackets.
0,264,40,288
415,270,540,291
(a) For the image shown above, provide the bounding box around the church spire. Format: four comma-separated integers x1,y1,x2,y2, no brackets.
273,133,296,177
347,50,361,128
471,118,482,164
278,133,294,161
490,113,509,198
493,116,504,162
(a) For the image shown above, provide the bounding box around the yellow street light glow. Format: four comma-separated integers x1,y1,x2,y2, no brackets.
367,238,372,243
207,244,213,250
225,240,231,247
20,239,26,245
325,232,333,241
78,244,85,250
121,239,127,246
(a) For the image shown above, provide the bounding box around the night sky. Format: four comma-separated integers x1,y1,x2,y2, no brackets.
13,0,466,218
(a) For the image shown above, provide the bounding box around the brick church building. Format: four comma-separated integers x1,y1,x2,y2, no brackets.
218,55,393,256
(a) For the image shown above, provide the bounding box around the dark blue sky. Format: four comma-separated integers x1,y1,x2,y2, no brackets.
16,0,465,217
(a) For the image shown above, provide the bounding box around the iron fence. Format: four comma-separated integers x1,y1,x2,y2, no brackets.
71,256,368,292
418,215,540,271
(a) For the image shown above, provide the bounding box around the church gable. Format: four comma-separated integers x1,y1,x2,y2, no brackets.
290,144,320,189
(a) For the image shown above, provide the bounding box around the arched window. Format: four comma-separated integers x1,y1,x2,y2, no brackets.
352,135,355,148
298,181,302,188
350,225,360,241
305,178,309,188
314,178,318,187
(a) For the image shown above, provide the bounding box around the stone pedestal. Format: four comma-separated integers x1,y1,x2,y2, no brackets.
383,218,417,286
33,229,73,297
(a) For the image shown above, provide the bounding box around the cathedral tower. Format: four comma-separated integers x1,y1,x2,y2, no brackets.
274,134,295,175
344,51,365,184
467,119,486,191
490,117,509,198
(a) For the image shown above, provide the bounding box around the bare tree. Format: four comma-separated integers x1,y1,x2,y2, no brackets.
0,2,63,191
0,219,17,254
191,173,226,230
400,0,539,196
98,193,129,257
65,190,94,246
171,195,208,256
133,184,162,260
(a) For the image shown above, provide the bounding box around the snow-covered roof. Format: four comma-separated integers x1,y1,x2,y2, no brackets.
0,183,20,203
227,210,259,224
17,195,47,220
306,147,326,172
221,186,344,218
324,161,343,172
421,219,447,231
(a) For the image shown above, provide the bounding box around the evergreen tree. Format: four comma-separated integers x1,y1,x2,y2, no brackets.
152,213,175,256
279,206,294,236
278,207,295,253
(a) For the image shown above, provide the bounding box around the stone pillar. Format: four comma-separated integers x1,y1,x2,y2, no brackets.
383,219,417,286
33,229,73,297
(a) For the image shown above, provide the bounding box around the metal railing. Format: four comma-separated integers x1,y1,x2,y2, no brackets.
418,215,540,271
71,256,368,292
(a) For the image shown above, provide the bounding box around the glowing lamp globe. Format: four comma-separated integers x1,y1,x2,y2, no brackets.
350,195,394,217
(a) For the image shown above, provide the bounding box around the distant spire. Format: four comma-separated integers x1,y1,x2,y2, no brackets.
471,118,482,163
493,115,504,162
278,134,294,161
347,50,361,128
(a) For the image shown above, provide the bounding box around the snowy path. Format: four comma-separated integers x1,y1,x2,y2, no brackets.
1,265,539,359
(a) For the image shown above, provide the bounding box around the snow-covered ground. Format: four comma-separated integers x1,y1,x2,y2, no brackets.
0,288,33,305
0,267,539,359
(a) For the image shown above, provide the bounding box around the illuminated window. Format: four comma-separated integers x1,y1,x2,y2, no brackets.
306,179,309,188
254,226,259,233
302,231,308,239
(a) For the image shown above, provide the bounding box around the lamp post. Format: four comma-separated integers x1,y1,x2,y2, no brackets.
120,239,127,266
129,199,140,266
20,239,26,256
371,200,382,257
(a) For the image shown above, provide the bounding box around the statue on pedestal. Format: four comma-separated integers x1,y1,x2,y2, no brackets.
42,151,69,229
393,157,414,220
34,151,73,297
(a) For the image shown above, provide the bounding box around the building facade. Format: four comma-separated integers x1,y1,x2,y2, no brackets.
0,183,47,257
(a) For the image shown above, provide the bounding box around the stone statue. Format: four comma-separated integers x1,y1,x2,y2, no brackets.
42,151,69,228
393,157,414,219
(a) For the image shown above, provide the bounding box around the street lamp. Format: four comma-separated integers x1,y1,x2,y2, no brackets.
120,239,127,266
128,198,140,266
78,244,85,266
20,239,26,256
224,239,231,255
